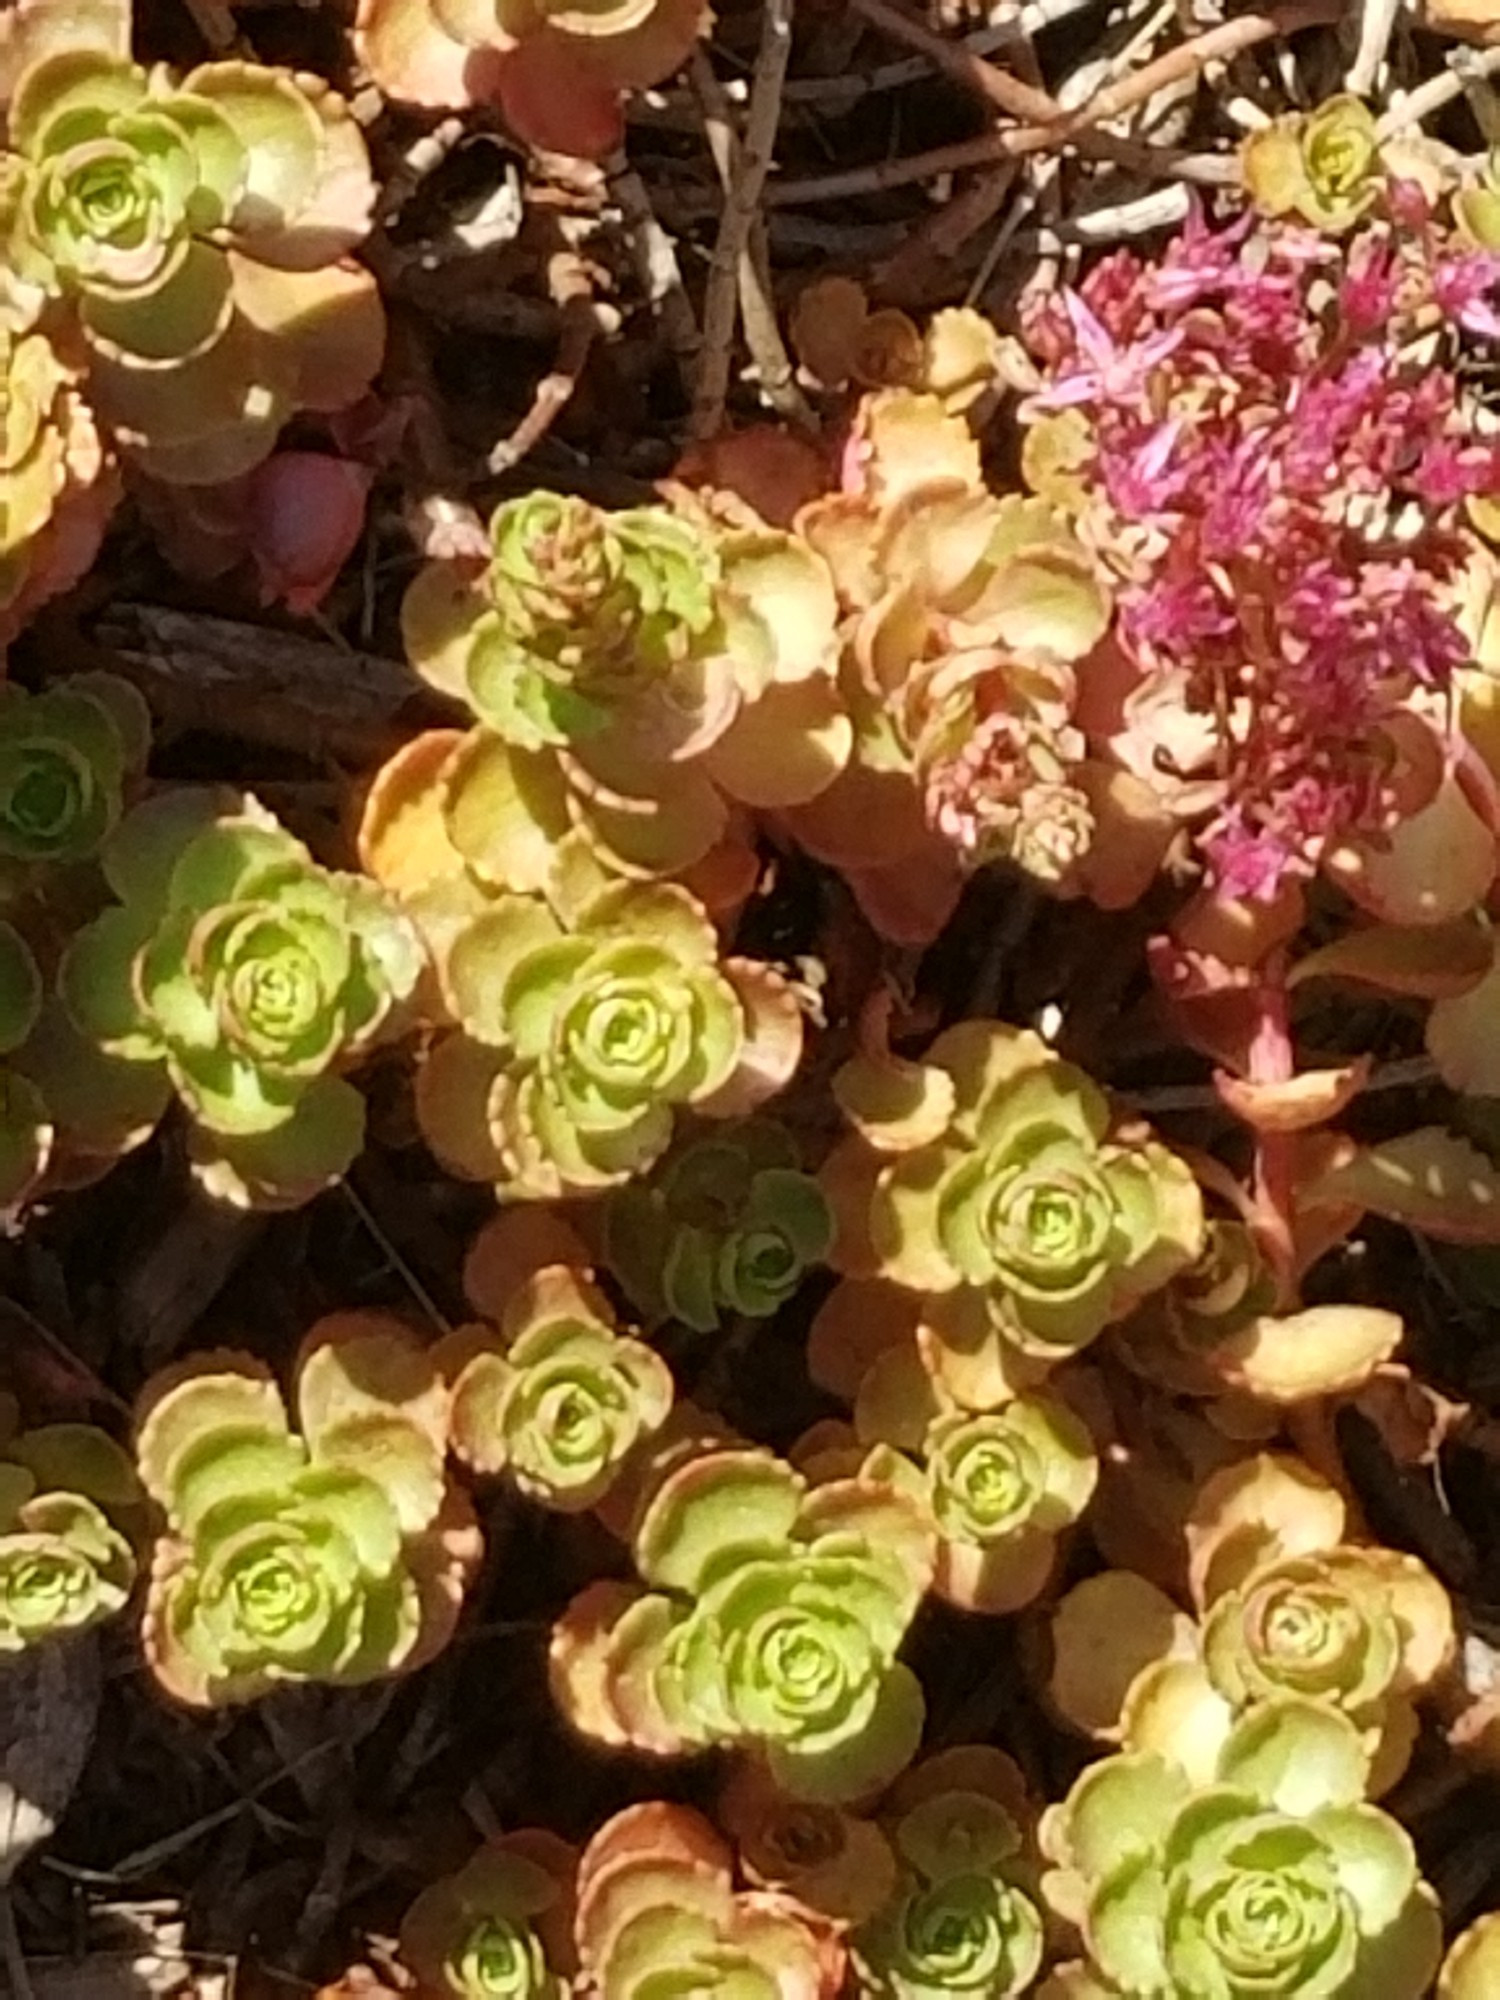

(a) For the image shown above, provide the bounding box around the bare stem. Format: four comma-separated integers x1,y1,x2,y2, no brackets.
691,0,795,439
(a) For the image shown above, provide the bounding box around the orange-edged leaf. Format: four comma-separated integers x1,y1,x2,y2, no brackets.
1213,1060,1370,1134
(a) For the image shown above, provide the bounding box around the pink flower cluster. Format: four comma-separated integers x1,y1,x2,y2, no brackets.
1024,204,1500,898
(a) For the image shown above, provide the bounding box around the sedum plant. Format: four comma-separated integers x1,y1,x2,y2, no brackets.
399,1830,578,2000
445,1262,673,1513
60,791,424,1206
374,489,844,900
895,1399,1094,1616
355,0,708,160
853,1747,1046,2000
0,672,156,1209
415,877,803,1202
1020,199,1500,904
551,1441,934,1802
602,1120,833,1333
0,916,52,1208
797,1330,1098,1617
135,1316,480,1705
0,1398,141,1653
573,1801,843,2000
784,391,1124,945
0,0,383,483
824,1020,1202,1408
1039,1696,1444,1997
0,670,150,882
1106,1453,1455,1797
717,1762,899,1929
1240,96,1384,231
0,322,116,642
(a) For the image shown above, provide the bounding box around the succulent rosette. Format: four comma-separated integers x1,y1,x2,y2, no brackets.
0,1405,141,1652
380,493,845,896
459,495,723,755
1241,96,1384,232
602,1121,833,1332
399,1831,578,2000
551,1446,935,1802
446,1263,674,1511
574,1801,843,2000
0,0,383,482
60,791,424,1205
0,670,148,881
1202,1546,1447,1721
826,1021,1203,1408
801,1330,1097,1615
782,390,1139,946
853,1748,1045,2000
0,915,52,1208
135,1318,480,1705
918,1399,1095,1613
354,0,708,161
1039,1698,1444,1998
1108,1540,1455,1797
418,879,802,1201
0,323,118,642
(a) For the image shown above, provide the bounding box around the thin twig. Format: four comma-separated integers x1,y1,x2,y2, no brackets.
849,0,1065,123
780,0,1099,105
487,300,606,477
846,0,1337,176
875,163,1021,302
692,0,796,438
605,150,698,378
339,1180,454,1337
1345,0,1399,96
689,51,813,426
1379,45,1500,136
376,115,467,228
770,1,1329,205
767,131,1234,206
486,237,616,477
1057,0,1342,132
177,0,243,51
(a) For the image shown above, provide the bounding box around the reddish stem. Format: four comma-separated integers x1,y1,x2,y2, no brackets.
1247,955,1299,1305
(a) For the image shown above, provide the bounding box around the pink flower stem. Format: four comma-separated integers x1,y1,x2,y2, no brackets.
1247,956,1299,1306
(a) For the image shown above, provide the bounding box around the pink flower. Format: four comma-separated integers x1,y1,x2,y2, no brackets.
1025,290,1183,414
1023,203,1483,901
1432,250,1500,339
1339,239,1399,334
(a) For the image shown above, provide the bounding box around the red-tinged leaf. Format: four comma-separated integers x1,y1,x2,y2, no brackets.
1213,1060,1371,1134
498,36,625,157
1289,918,1493,998
1147,937,1265,1075
1300,1127,1500,1242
